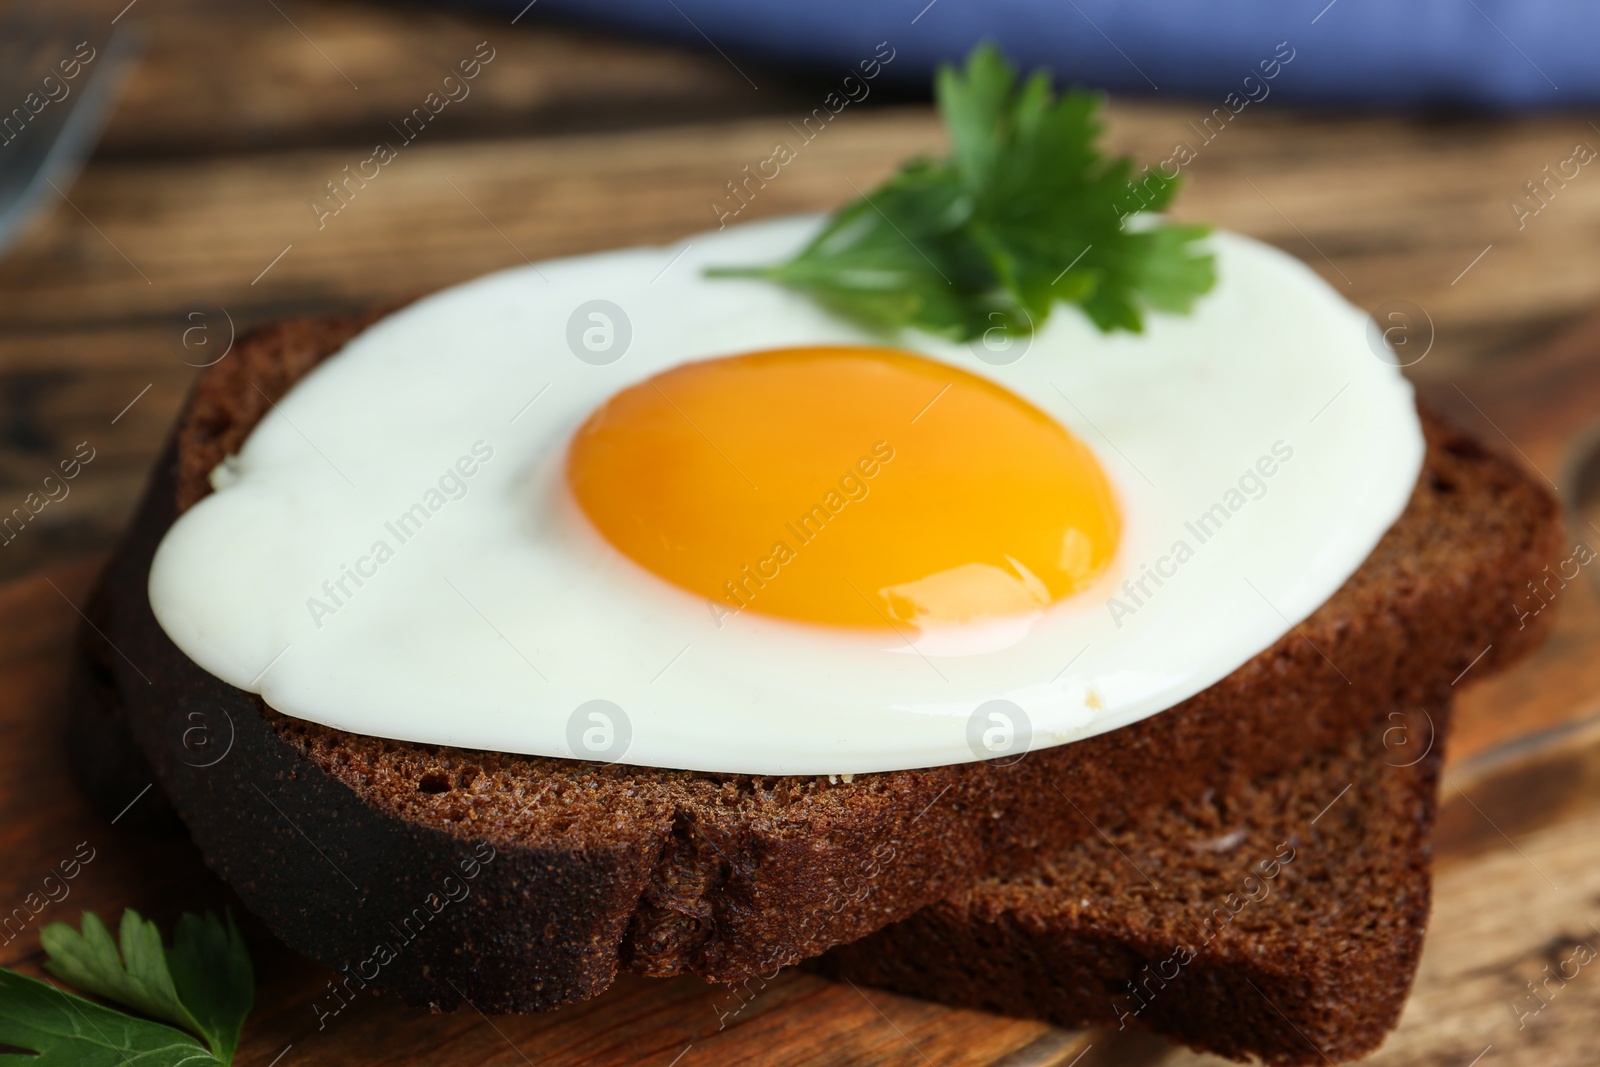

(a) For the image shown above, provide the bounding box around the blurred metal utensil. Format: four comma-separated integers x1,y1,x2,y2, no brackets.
0,12,140,259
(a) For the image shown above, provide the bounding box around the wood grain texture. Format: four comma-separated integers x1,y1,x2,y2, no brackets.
137,6,829,152
45,0,821,156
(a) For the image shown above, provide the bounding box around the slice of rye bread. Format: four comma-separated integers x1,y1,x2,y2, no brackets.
811,708,1448,1067
71,311,1560,1013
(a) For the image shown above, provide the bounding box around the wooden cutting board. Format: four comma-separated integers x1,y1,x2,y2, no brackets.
7,317,1600,1067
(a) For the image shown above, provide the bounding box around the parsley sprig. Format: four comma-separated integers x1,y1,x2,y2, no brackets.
708,43,1216,338
0,909,254,1065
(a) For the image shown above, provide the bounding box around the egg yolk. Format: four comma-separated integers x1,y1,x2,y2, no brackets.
566,345,1120,631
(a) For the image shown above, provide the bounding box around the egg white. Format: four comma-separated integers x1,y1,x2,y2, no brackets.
149,216,1422,774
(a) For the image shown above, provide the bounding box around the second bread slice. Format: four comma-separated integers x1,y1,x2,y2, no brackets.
815,709,1446,1065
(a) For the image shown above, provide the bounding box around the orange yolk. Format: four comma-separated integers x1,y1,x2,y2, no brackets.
565,345,1120,630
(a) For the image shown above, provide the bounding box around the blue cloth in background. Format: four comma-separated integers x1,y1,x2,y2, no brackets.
489,0,1595,109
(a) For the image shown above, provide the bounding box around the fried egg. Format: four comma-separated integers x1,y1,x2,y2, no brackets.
149,215,1422,774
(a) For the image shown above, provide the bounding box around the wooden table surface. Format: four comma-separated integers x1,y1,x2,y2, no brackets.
5,1,1600,1064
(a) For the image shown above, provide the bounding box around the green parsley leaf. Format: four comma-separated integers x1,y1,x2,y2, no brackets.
0,969,217,1067
40,911,205,1042
33,909,254,1065
166,913,253,1064
708,43,1216,340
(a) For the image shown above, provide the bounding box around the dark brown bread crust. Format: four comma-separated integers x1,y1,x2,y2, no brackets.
77,313,1561,1013
813,711,1445,1066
